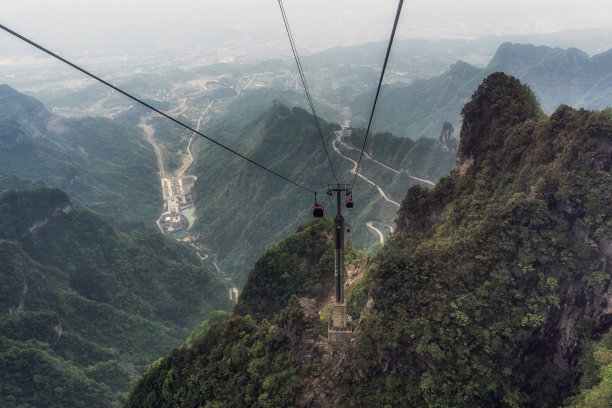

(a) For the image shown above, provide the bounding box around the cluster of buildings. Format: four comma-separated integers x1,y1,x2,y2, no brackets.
159,176,197,234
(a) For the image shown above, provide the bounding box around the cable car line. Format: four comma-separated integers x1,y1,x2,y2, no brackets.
0,23,318,195
277,0,340,184
351,0,404,188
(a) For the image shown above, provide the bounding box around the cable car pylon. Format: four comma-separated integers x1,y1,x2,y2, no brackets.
326,183,353,343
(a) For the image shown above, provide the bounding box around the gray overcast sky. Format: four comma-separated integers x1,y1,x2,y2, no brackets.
2,0,612,59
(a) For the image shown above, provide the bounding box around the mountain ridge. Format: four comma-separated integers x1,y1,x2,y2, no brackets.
123,73,612,407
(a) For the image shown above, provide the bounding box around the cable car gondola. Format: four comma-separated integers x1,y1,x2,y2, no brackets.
346,198,354,208
313,193,324,218
313,204,324,218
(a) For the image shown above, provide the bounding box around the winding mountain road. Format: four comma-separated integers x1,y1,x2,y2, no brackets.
138,116,166,233
177,101,213,177
332,132,401,208
366,222,385,244
365,221,395,245
332,131,401,244
333,129,438,244
139,116,166,181
334,132,435,187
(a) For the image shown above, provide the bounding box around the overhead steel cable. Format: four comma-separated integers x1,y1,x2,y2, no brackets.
351,0,404,188
0,24,317,195
277,0,340,184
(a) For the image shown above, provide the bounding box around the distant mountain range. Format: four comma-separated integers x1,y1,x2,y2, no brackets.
351,42,612,139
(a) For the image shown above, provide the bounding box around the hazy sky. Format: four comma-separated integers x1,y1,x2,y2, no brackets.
2,0,612,59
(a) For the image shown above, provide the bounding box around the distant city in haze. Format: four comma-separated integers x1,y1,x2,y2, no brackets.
3,0,612,63
2,0,611,120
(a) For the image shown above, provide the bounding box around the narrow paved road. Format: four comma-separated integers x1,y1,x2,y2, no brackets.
366,221,385,244
138,116,166,233
177,101,213,177
139,116,166,180
236,75,256,96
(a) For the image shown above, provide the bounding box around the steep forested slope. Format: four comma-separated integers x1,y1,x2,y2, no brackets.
0,85,160,222
343,73,612,407
125,73,612,407
0,188,231,407
233,217,352,321
124,219,345,407
564,328,612,408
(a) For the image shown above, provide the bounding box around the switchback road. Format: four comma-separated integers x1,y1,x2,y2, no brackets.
332,132,401,208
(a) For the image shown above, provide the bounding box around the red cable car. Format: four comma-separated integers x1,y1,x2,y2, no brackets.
347,226,351,233
313,192,324,218
346,199,354,208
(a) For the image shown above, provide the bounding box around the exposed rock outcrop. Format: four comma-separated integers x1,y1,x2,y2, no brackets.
439,122,454,151
294,298,344,408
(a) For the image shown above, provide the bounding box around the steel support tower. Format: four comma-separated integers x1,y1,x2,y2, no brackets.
327,184,353,342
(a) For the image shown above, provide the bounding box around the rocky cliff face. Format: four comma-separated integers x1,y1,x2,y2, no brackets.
439,122,454,152
362,73,612,407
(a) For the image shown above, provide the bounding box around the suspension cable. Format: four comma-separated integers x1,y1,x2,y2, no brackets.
0,24,318,194
351,0,404,188
277,0,340,184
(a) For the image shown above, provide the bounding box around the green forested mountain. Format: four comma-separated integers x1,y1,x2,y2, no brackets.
0,188,231,407
189,102,343,285
189,99,455,285
565,329,612,407
0,84,160,222
340,73,612,407
124,218,349,408
124,73,612,407
351,43,612,139
233,217,336,321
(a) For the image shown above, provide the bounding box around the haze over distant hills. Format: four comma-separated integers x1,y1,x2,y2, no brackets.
0,84,160,222
352,42,612,139
3,28,611,121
